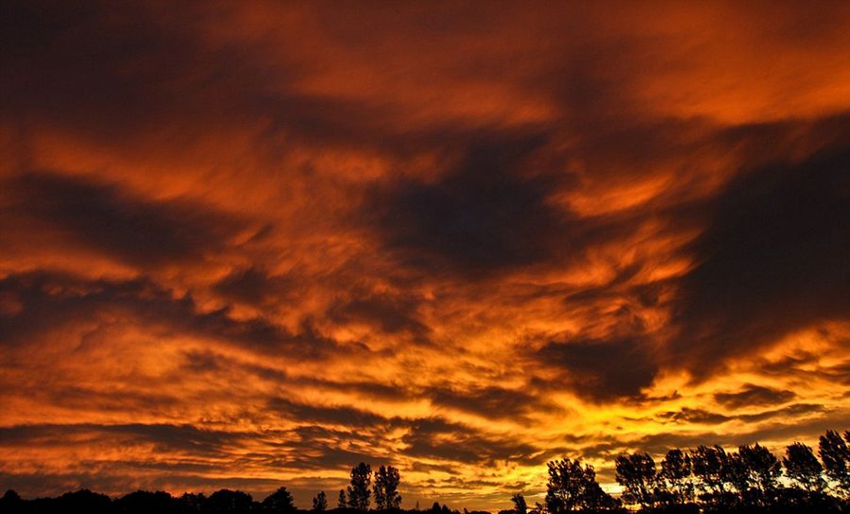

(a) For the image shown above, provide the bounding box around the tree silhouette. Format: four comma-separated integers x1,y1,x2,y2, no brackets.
208,490,254,514
691,445,728,504
64,489,114,514
510,493,526,514
373,465,402,510
660,448,693,505
785,442,826,492
338,490,347,509
115,491,177,514
739,443,781,505
545,457,615,512
347,462,372,511
262,487,295,514
0,490,23,514
312,491,327,511
820,430,850,496
721,451,752,505
615,452,658,509
181,492,207,513
582,482,621,512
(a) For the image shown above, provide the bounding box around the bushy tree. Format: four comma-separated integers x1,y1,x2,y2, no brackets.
262,487,295,514
691,445,728,502
115,490,176,514
373,465,402,510
580,482,621,511
1,490,21,503
347,462,372,511
545,458,616,512
510,493,526,514
181,492,207,513
208,489,255,514
338,490,346,509
739,443,781,503
661,448,693,504
312,491,327,512
721,451,752,502
820,430,850,495
615,452,658,509
784,442,826,492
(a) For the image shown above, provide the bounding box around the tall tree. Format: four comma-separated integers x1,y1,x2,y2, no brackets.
615,452,658,509
347,462,372,511
262,487,296,514
738,444,781,505
511,493,527,514
545,458,613,512
691,445,728,502
338,490,346,509
784,442,826,492
373,465,402,510
720,451,752,507
661,449,693,504
312,491,327,512
820,430,850,495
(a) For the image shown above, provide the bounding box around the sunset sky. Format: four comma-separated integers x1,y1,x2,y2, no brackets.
1,1,850,510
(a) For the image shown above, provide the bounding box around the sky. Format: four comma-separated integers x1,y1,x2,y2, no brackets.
1,0,849,510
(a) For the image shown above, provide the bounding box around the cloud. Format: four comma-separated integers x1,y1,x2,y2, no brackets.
533,336,659,401
2,172,250,269
402,419,540,466
266,398,390,429
213,267,295,308
367,131,567,276
0,271,338,359
714,385,797,410
426,385,559,421
670,146,850,373
327,290,429,337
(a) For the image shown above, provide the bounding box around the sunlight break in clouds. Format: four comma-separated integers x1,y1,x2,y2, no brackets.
1,1,849,510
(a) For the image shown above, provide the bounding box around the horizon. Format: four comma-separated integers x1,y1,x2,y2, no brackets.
1,1,850,512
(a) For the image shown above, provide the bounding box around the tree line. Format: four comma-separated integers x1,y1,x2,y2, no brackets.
0,463,404,514
516,429,850,513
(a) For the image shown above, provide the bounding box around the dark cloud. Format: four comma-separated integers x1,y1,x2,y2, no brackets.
714,384,797,410
533,336,658,401
0,271,337,359
671,147,850,373
737,403,826,424
3,172,248,268
0,0,306,143
427,385,559,421
327,290,429,337
0,1,193,135
213,268,295,307
658,408,730,425
402,418,540,465
266,398,390,428
0,0,497,164
0,423,244,458
369,132,573,276
654,402,825,429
